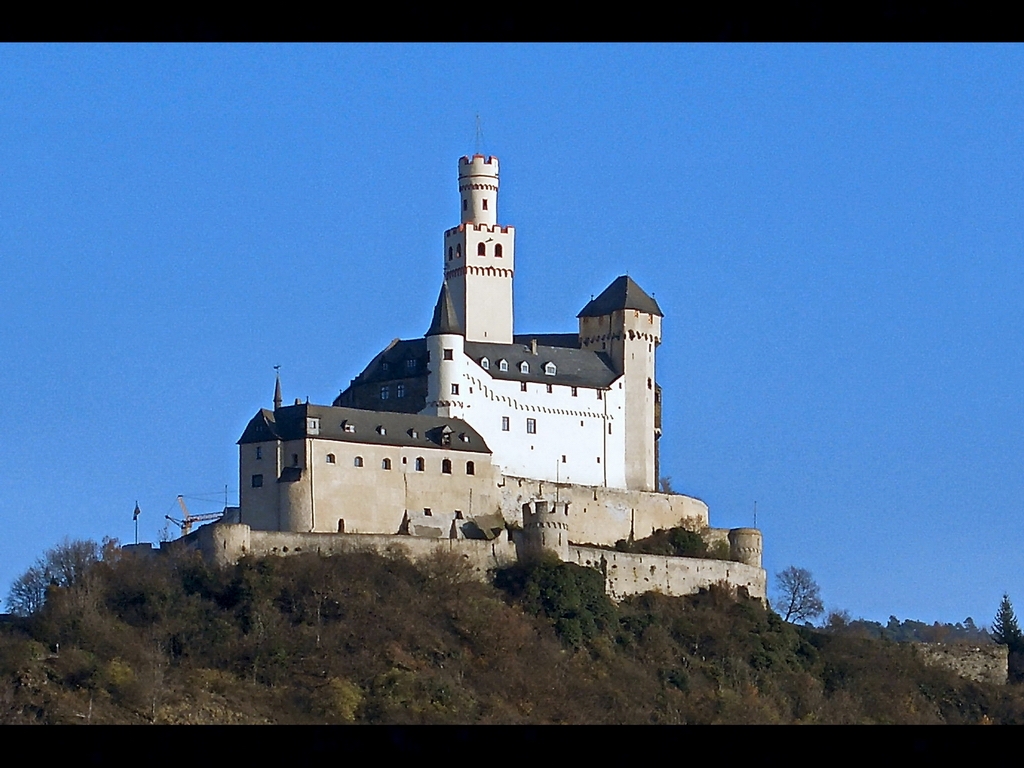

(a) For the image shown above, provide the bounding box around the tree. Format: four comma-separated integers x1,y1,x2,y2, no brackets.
5,538,102,616
774,566,824,624
993,594,1023,651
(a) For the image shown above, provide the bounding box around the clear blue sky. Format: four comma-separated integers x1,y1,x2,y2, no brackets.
2,44,1022,627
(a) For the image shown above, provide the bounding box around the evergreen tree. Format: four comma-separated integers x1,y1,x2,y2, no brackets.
993,593,1024,652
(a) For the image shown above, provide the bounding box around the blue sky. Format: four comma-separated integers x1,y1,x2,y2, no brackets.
2,44,1022,626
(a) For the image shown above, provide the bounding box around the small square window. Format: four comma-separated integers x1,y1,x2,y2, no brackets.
444,349,454,361
251,474,263,488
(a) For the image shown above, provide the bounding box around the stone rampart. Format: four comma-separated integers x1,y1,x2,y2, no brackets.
568,546,767,602
914,643,1008,685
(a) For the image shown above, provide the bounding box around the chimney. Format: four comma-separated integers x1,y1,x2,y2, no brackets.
531,338,538,355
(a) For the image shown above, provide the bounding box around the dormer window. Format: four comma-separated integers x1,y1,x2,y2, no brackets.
307,418,320,435
381,362,389,372
519,361,529,374
342,421,356,433
480,357,489,370
459,433,470,443
376,425,386,436
406,359,416,370
408,429,419,439
544,362,556,376
498,359,508,372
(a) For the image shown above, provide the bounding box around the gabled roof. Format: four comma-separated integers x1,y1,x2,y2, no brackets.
577,275,663,318
426,282,463,336
238,403,490,453
465,340,618,388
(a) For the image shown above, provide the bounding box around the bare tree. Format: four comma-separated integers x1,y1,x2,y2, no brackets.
5,538,101,616
774,566,824,623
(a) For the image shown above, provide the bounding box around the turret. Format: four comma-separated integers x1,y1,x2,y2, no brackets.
578,276,663,491
520,500,570,563
443,155,515,343
424,282,466,419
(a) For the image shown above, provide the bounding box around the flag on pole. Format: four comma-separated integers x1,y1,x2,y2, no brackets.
133,502,141,521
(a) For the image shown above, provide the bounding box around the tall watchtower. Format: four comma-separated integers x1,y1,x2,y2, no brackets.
442,155,516,344
578,276,663,491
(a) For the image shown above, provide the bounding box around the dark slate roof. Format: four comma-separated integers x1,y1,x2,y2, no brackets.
464,340,618,388
238,404,490,453
342,338,429,387
426,282,463,337
577,275,663,318
512,333,580,349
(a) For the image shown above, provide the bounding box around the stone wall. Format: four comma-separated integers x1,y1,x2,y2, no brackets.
914,643,1008,685
166,523,766,604
568,546,767,602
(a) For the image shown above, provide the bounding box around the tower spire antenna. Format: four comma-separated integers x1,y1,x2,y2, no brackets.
474,113,483,155
273,365,282,410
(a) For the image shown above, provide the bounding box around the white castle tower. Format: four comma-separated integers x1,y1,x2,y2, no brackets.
441,155,516,344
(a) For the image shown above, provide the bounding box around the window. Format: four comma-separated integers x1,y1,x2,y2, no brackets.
498,359,508,372
480,357,489,370
442,459,452,474
376,425,386,435
482,198,488,210
326,454,336,464
307,418,320,435
466,461,475,475
571,387,578,397
443,349,453,361
342,421,356,433
546,384,553,394
544,362,556,376
526,418,536,434
382,362,390,372
608,424,612,434
397,383,405,398
448,246,453,260
597,390,603,400
521,382,527,392
255,446,262,459
561,455,566,463
648,377,652,389
251,474,263,488
380,386,389,400
382,458,392,470
462,199,467,211
477,242,486,255
519,361,529,374
406,359,416,370
501,416,509,431
415,457,425,471
354,456,364,467
495,244,503,258
292,454,299,466
451,384,459,395
456,244,461,257
408,429,418,438
423,508,432,516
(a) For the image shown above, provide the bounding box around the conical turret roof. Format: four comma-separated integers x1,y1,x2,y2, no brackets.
577,275,663,318
426,282,464,336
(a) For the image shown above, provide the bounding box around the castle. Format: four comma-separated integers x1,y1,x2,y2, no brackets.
175,154,765,603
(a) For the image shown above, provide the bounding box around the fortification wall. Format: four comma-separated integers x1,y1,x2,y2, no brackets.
914,643,1008,685
498,476,710,546
170,523,765,604
568,545,767,602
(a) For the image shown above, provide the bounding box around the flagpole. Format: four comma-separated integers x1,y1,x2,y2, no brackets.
133,501,141,545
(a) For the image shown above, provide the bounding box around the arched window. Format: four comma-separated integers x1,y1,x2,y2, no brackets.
544,362,556,376
456,244,461,257
354,456,364,467
415,457,425,472
326,453,336,464
442,459,452,474
498,359,508,372
519,361,529,374
494,244,503,258
448,246,453,260
382,458,392,470
466,461,475,475
477,242,486,256
480,357,489,370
